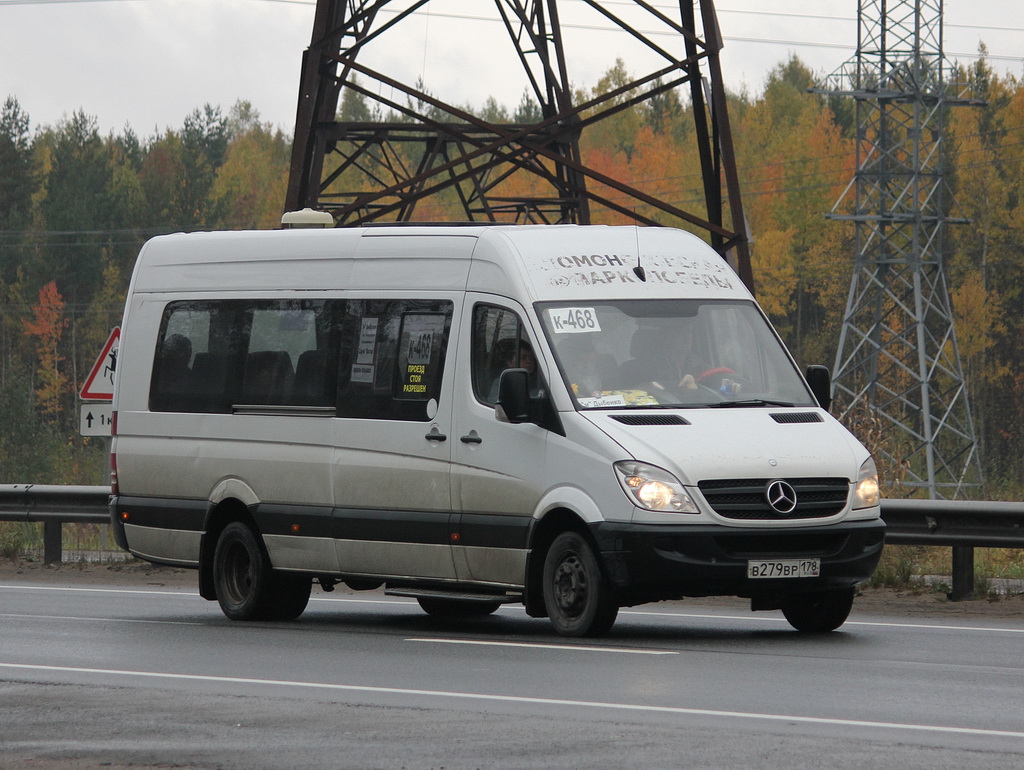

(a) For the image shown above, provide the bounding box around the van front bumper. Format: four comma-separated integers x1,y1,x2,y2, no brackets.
590,518,885,604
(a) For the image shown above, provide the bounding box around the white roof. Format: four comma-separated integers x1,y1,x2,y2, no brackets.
473,225,748,302
128,225,750,302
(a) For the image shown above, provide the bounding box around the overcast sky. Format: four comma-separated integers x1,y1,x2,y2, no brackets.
1,0,1021,137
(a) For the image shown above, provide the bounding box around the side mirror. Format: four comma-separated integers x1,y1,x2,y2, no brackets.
495,368,530,423
805,365,832,412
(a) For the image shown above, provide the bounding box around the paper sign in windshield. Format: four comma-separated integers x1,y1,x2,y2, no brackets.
548,307,601,334
578,394,627,408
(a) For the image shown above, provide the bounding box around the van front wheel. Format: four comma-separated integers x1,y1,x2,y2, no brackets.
542,531,618,637
213,521,311,621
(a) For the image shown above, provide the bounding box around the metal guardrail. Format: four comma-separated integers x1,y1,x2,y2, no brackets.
880,498,1024,548
882,498,1024,600
0,484,109,564
0,484,110,522
2,485,1024,599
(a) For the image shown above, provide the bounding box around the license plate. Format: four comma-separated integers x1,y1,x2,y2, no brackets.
747,558,820,579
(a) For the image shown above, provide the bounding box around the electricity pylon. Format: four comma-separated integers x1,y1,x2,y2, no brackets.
814,0,983,498
285,0,753,290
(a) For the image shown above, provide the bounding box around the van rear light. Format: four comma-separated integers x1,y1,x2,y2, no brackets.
110,410,119,495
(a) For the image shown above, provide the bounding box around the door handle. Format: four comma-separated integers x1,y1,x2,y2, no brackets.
460,434,483,444
425,430,447,442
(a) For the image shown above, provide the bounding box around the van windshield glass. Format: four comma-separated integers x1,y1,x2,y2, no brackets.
537,300,815,409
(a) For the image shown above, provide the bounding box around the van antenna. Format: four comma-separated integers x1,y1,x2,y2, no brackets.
632,224,647,282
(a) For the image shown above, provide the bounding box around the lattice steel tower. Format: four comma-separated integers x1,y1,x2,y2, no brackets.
285,0,753,289
815,0,982,498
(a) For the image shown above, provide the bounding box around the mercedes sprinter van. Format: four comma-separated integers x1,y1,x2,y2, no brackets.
110,224,883,636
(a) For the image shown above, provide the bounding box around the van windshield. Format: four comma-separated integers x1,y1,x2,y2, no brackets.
537,300,816,409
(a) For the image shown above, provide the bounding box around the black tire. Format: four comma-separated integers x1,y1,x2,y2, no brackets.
542,531,618,637
781,588,855,633
265,573,312,621
417,597,502,618
212,521,311,621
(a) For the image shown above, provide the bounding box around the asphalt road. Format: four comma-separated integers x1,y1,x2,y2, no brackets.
2,577,1024,769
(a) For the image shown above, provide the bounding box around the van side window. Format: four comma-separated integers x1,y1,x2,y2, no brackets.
472,304,540,405
151,303,244,413
150,300,338,412
244,303,336,406
336,299,453,421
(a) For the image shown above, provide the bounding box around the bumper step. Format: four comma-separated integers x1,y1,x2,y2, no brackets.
385,587,520,604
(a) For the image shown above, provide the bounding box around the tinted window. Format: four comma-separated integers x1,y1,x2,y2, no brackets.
471,304,542,405
336,300,453,421
151,298,452,419
150,300,337,412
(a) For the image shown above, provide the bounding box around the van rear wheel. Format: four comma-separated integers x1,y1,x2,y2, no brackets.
542,531,618,637
781,588,855,632
213,521,311,621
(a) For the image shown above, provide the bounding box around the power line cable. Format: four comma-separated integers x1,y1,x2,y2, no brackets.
3,0,1020,61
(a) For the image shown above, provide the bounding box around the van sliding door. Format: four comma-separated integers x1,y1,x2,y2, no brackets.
331,297,458,581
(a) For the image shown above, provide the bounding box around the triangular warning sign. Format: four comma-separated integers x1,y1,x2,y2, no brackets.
80,327,120,401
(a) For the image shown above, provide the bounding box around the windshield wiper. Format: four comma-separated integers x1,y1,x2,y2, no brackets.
710,398,796,408
585,402,694,410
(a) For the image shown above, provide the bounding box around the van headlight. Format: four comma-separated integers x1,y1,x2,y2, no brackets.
854,458,880,509
614,461,699,513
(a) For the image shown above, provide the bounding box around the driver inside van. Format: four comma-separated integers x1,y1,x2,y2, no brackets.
488,337,539,402
662,319,708,391
621,318,708,393
559,335,611,398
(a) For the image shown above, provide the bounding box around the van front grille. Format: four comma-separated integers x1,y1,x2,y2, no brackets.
698,477,849,520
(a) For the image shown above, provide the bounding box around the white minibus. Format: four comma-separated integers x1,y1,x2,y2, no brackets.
110,224,883,636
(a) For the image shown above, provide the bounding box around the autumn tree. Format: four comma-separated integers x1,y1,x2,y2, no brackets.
946,55,1024,484
23,280,68,420
79,252,125,383
584,59,644,160
736,56,856,364
209,104,291,230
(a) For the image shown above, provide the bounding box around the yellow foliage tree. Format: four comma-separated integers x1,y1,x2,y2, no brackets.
951,271,1009,386
210,122,290,230
750,227,798,329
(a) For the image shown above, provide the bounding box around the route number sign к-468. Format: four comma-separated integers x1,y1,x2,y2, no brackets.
547,307,601,334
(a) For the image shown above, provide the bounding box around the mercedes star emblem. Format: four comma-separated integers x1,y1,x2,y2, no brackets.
765,479,798,514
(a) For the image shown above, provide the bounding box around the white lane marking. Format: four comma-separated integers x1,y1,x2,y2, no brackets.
2,662,1023,740
850,619,1024,633
406,638,677,655
4,584,1023,635
623,609,1024,634
0,584,191,597
0,613,202,626
0,584,405,604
